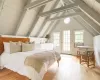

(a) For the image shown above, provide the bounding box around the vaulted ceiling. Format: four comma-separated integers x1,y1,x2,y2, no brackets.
0,0,100,37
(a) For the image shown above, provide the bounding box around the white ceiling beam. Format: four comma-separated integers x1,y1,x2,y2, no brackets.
25,0,53,9
48,20,60,35
42,12,63,37
39,2,78,17
80,14,100,35
14,0,31,35
27,5,45,36
42,21,54,37
74,17,95,36
47,12,82,21
35,16,50,37
96,0,100,3
60,0,65,6
78,0,100,27
33,0,60,37
14,10,27,35
43,12,65,37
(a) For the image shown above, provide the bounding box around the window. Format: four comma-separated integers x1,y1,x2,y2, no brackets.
63,30,70,51
53,32,60,47
75,30,84,43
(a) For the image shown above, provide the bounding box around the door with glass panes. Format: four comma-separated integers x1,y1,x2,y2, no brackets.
53,30,70,54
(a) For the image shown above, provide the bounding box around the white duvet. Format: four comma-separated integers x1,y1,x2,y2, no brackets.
1,49,49,80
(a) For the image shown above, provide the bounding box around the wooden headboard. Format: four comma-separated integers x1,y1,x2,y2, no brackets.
0,37,30,55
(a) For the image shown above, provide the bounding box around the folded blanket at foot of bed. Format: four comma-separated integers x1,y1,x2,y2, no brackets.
24,50,61,73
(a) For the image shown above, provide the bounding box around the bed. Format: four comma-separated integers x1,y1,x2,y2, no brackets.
0,37,61,80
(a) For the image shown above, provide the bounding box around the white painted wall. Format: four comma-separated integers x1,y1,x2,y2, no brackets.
50,17,93,55
0,0,27,35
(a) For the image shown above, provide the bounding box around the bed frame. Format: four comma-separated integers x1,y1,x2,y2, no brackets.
0,37,60,67
0,37,30,55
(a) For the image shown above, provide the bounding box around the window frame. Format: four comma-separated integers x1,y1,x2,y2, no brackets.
53,32,60,47
74,30,84,43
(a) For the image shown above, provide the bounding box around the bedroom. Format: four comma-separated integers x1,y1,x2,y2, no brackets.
0,0,100,80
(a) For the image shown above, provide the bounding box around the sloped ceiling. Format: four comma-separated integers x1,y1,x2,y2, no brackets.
0,0,100,37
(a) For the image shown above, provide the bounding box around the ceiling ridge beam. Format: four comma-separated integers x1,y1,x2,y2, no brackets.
26,5,45,36
74,17,95,36
25,0,54,9
48,12,82,21
38,1,79,17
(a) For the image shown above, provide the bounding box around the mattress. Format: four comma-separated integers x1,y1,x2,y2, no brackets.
1,49,60,80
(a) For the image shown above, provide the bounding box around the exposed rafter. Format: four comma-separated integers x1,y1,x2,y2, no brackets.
42,13,61,37
39,2,78,17
78,0,100,26
47,12,82,21
44,12,65,37
74,17,95,36
96,0,100,3
14,0,31,35
60,0,65,6
14,10,27,35
35,16,50,37
29,0,60,37
42,21,54,37
80,14,100,35
27,5,45,36
48,20,60,35
25,0,53,9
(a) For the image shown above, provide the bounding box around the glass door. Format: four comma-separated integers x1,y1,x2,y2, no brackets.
62,30,70,54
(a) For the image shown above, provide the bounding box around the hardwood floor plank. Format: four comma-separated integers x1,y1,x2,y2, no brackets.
43,55,100,80
0,55,100,80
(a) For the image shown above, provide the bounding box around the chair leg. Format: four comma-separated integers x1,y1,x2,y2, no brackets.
80,55,81,64
87,56,89,67
57,60,59,67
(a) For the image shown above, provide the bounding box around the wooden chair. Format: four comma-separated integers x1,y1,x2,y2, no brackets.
74,42,84,57
79,50,95,68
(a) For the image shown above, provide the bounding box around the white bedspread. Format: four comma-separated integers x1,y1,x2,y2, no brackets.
1,49,49,80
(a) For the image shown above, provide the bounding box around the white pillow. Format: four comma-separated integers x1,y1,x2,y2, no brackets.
35,43,41,49
41,43,54,50
3,42,10,53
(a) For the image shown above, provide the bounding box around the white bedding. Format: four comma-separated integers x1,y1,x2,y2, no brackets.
1,49,50,80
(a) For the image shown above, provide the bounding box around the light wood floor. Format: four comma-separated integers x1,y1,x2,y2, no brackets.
0,55,100,80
